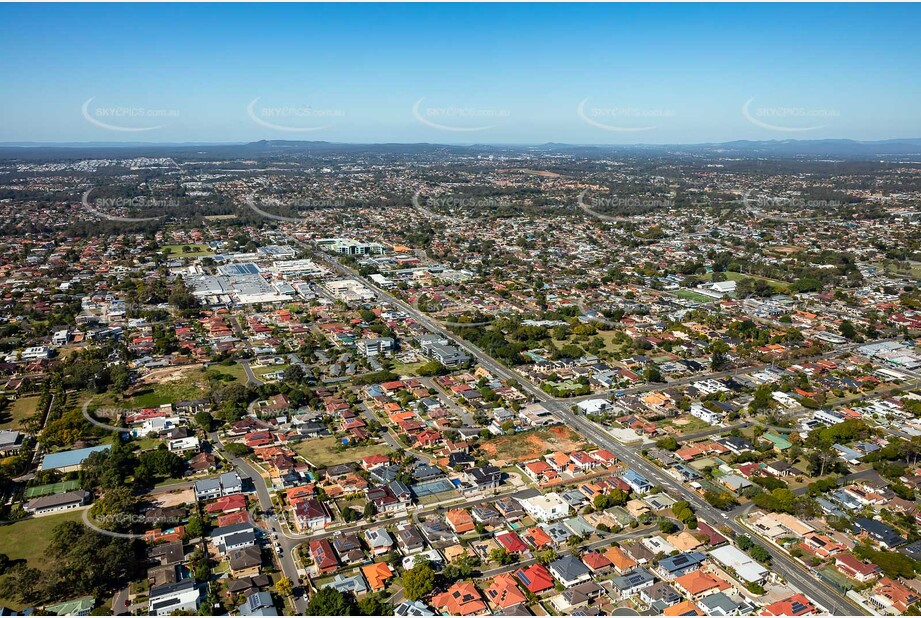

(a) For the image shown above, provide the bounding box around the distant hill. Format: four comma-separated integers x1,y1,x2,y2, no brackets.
0,138,919,161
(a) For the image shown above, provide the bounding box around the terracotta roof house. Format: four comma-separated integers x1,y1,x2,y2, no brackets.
522,526,553,549
515,563,555,594
495,531,528,554
834,553,880,583
431,581,487,616
604,545,638,574
361,561,394,591
308,539,338,574
445,509,475,534
761,593,817,616
581,551,613,575
673,570,731,599
870,578,920,614
664,600,703,616
483,574,527,610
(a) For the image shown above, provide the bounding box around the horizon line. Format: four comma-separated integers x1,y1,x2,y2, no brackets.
3,137,921,149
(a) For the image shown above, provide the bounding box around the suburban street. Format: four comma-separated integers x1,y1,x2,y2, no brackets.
211,431,307,613
315,248,872,616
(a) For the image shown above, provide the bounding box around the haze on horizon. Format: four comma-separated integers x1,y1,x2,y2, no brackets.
1,3,919,145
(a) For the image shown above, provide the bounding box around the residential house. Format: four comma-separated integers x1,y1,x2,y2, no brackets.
431,581,487,616
148,579,201,616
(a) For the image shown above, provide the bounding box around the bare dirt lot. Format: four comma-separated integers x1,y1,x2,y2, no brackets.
479,426,587,464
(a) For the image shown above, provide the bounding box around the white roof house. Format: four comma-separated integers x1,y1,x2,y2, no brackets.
708,545,769,583
518,492,570,522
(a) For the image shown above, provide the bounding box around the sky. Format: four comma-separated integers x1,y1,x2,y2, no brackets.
0,3,919,145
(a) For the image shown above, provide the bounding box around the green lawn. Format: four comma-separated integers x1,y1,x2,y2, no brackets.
122,379,207,408
670,289,716,303
292,436,394,468
878,261,921,280
206,363,248,383
704,271,789,292
254,363,289,378
666,415,712,435
819,565,858,591
161,244,214,258
1,395,40,429
391,361,427,377
0,510,85,569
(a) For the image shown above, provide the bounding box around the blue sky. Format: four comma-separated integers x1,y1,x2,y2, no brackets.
1,3,918,144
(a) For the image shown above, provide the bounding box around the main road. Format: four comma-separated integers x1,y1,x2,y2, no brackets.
309,248,869,616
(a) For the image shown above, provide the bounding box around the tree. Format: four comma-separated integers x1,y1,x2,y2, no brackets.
283,364,306,384
710,341,730,370
658,519,678,534
306,587,356,616
90,486,139,532
0,563,42,604
644,365,663,383
185,515,208,539
655,436,679,451
536,548,558,565
402,563,435,601
749,545,772,564
276,577,294,598
839,320,858,340
223,442,253,458
194,411,214,430
416,361,448,377
489,547,516,565
40,521,141,602
358,593,391,616
703,489,738,511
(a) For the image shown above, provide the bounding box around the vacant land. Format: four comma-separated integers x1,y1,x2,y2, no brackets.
292,436,393,468
125,379,206,408
663,415,712,435
1,395,41,430
109,366,209,408
205,363,247,383
391,361,427,377
480,426,588,463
